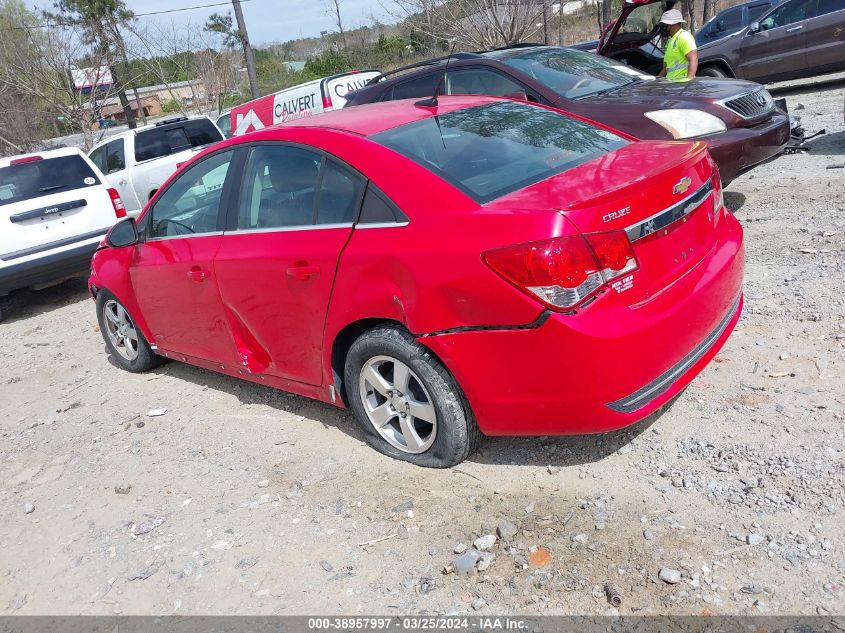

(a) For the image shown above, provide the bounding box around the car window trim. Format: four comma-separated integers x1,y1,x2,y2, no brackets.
139,146,243,243
222,140,369,233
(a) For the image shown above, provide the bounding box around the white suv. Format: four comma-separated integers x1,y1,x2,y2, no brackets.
89,115,224,216
0,147,126,321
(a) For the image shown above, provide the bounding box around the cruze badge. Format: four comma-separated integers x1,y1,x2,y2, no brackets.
673,177,692,195
602,206,631,223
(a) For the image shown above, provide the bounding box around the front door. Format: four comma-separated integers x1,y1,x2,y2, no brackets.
737,0,814,81
130,149,238,364
213,143,364,385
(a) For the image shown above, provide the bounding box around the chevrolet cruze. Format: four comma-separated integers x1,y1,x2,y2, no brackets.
89,95,744,467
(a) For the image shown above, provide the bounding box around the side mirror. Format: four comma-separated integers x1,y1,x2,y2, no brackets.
748,22,760,34
106,217,139,248
503,90,528,101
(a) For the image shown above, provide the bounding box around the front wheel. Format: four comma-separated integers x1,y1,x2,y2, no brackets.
96,290,163,373
344,326,480,468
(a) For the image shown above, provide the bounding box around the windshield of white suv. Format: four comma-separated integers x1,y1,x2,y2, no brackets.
134,119,223,162
503,48,651,99
0,155,100,207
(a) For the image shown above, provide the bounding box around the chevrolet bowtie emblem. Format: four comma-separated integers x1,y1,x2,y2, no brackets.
673,176,692,195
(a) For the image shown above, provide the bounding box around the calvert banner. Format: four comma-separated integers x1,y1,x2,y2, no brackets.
230,70,380,137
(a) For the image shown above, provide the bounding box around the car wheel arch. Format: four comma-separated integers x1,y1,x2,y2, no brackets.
92,282,157,350
329,317,408,405
699,60,736,78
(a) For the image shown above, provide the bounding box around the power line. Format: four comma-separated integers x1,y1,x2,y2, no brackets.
0,0,256,31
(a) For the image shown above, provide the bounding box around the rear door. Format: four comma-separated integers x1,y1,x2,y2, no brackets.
737,0,814,80
91,137,142,214
803,0,845,72
0,153,116,264
129,149,238,363
213,142,364,384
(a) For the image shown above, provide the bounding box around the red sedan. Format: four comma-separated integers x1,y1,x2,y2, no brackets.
88,95,744,467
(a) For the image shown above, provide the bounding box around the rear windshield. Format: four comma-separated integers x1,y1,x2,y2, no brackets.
134,119,223,162
371,101,628,203
0,155,100,207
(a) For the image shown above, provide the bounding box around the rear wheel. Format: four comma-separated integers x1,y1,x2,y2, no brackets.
698,66,728,78
345,326,480,468
96,290,163,373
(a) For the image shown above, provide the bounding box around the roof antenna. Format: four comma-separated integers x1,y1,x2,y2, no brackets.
415,41,456,108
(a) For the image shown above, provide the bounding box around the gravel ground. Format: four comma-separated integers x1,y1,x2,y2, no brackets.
1,76,843,617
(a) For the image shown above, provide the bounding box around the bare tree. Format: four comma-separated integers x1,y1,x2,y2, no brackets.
325,0,351,54
600,0,613,30
390,0,547,49
702,0,716,24
0,10,118,151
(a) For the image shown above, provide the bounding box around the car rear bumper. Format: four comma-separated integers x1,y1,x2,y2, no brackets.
704,110,790,182
420,212,744,436
0,239,101,295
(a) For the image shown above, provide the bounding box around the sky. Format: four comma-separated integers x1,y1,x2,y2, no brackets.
32,0,394,47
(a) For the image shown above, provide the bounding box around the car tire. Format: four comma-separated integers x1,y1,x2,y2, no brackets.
345,325,480,468
698,67,727,78
96,290,163,373
0,294,16,323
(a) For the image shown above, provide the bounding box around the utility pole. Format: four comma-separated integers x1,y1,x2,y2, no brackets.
231,0,259,99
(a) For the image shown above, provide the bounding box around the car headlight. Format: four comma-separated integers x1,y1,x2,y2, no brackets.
644,109,727,139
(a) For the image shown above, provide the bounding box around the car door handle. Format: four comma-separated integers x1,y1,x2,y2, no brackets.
286,262,320,281
187,267,210,282
785,25,803,32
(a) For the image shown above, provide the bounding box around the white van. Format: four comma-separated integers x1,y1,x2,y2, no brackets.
226,70,380,137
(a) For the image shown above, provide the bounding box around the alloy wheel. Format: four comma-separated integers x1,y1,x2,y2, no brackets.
358,355,437,454
103,299,139,361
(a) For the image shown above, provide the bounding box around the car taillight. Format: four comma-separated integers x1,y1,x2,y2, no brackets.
483,231,638,310
322,95,333,109
107,187,126,218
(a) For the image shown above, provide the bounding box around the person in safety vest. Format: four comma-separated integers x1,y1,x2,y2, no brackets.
657,9,698,81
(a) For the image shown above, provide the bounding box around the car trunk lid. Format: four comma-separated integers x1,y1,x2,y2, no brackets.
487,140,721,304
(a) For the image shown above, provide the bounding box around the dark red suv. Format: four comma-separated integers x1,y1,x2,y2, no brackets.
346,45,790,182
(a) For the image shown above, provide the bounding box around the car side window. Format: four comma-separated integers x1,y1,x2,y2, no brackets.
358,184,409,225
716,7,743,33
816,0,845,15
759,0,814,29
748,3,774,22
316,161,365,225
89,145,107,173
390,72,443,100
447,68,531,99
105,139,125,173
237,145,322,230
148,150,233,239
